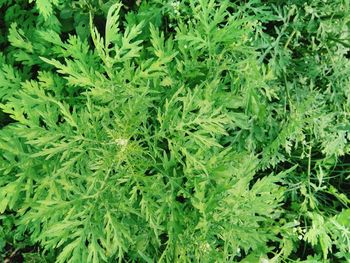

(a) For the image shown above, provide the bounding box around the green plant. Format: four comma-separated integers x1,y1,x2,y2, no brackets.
0,0,349,262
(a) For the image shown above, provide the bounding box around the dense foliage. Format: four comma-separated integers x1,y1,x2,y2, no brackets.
0,0,349,262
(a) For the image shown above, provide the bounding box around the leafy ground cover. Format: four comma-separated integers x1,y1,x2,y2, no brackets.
0,0,349,262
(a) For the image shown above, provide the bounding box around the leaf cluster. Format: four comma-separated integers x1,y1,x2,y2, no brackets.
0,0,349,262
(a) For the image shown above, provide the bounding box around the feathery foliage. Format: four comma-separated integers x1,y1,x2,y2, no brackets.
0,0,349,262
